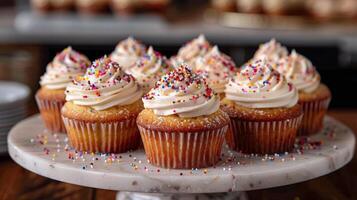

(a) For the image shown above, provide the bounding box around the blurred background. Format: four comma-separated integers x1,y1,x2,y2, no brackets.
1,0,357,109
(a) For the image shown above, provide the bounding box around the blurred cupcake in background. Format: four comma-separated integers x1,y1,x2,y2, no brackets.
111,0,139,14
110,37,146,71
62,57,143,153
212,0,237,12
143,0,170,12
236,0,262,13
306,0,336,20
31,0,51,12
170,35,212,68
137,65,229,169
276,50,331,136
75,0,109,14
195,46,237,99
51,0,74,11
262,0,305,15
127,46,172,93
251,39,288,67
36,47,90,133
221,59,302,154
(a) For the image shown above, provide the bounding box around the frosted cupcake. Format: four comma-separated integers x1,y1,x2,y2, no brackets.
276,50,331,136
62,57,143,153
195,46,237,98
75,0,109,14
251,39,288,67
137,65,230,169
126,46,172,93
110,37,146,71
36,47,90,133
221,59,303,154
171,35,212,68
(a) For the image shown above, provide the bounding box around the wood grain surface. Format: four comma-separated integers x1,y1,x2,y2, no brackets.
0,109,356,200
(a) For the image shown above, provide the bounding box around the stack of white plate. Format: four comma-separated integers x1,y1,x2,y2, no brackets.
0,81,30,154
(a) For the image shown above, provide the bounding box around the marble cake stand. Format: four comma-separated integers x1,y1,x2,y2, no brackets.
8,115,356,200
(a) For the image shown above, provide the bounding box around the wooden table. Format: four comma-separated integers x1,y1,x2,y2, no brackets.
1,109,356,200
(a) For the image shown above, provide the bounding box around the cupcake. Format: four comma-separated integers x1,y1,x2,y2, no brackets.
62,57,143,153
51,0,74,11
276,50,331,136
75,0,109,14
251,39,288,67
137,65,230,169
36,47,90,133
261,0,305,15
31,0,51,12
126,46,172,93
306,0,336,20
143,0,170,12
110,37,146,72
221,59,303,154
195,46,237,99
111,0,139,14
171,35,212,68
212,0,237,12
236,0,262,13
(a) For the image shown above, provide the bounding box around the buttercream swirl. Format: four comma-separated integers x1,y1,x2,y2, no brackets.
40,47,90,90
252,39,288,66
195,46,237,94
142,65,220,118
176,34,212,66
110,37,146,71
127,46,172,93
65,57,143,111
225,59,298,108
276,50,321,93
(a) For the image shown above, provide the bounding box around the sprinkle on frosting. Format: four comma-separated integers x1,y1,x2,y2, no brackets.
40,47,90,90
127,46,172,93
110,37,146,71
195,46,237,94
175,34,212,66
142,64,220,118
252,39,288,66
65,56,142,111
225,59,298,108
276,50,321,93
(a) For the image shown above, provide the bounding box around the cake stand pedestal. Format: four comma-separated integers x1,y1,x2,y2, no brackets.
8,115,355,200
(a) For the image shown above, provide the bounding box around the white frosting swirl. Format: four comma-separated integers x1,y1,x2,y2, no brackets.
276,50,321,93
142,65,220,118
40,47,90,90
65,57,143,111
127,46,172,93
225,59,298,108
195,46,237,94
110,37,146,71
176,34,212,65
252,39,288,66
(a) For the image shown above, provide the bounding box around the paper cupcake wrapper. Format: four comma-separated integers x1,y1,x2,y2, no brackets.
62,117,140,153
138,126,228,169
35,94,66,133
227,115,303,154
298,97,331,136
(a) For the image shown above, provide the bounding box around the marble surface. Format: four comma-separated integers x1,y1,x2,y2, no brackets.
7,114,355,193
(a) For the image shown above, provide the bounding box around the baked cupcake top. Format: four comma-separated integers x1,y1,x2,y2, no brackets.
225,59,298,109
40,47,90,90
195,46,237,94
142,65,220,118
65,57,142,111
127,46,172,93
276,50,321,93
110,37,146,71
176,34,212,64
252,39,288,66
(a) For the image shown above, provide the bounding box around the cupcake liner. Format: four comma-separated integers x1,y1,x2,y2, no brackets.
228,115,303,154
298,97,331,136
35,94,66,133
138,126,228,169
62,117,140,153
